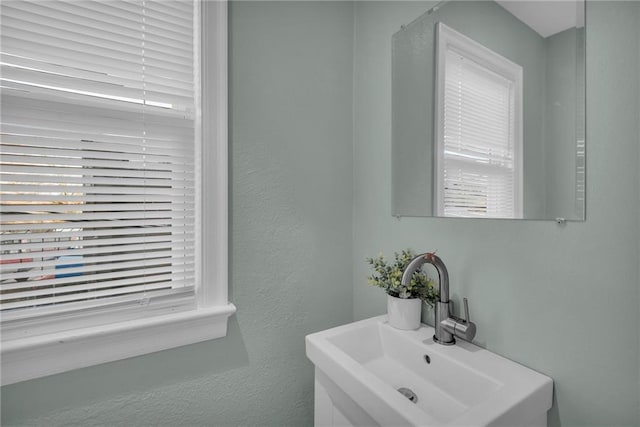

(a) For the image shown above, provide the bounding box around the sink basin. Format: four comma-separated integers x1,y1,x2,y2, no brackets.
306,316,553,426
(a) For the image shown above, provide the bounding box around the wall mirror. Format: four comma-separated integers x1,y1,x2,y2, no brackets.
392,0,585,220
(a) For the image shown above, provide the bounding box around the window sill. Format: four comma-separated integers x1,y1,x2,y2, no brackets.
1,303,236,385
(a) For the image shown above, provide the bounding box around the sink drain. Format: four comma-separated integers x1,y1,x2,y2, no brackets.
397,387,418,403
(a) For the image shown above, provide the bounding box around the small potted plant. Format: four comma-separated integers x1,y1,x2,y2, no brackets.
366,249,438,330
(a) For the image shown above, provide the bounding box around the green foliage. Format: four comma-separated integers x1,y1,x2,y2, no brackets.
366,249,439,306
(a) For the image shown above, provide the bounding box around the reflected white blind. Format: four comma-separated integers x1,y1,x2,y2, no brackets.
442,49,517,218
0,1,198,313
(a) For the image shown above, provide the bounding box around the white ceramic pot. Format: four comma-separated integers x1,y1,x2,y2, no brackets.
387,294,422,330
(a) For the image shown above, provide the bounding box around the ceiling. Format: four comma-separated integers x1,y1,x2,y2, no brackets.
495,1,583,38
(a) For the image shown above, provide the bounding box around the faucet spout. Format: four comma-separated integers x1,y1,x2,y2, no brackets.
401,252,449,303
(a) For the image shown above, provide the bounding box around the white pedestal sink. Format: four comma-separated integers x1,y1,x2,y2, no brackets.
306,316,553,427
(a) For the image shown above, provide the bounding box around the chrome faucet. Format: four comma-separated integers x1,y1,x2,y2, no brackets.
401,253,476,345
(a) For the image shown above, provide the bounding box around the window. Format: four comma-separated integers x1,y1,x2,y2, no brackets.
434,23,523,218
0,0,233,385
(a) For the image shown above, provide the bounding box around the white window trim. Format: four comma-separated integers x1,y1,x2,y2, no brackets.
433,22,524,218
0,1,235,386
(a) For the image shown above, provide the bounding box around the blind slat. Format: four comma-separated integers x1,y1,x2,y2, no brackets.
3,268,196,294
0,247,192,274
1,281,193,310
0,143,193,163
1,241,195,265
1,155,193,172
0,184,193,197
1,254,195,282
1,232,195,251
1,224,192,242
1,210,195,223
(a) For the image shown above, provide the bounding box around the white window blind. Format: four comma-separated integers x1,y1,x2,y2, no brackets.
435,23,523,219
1,1,199,314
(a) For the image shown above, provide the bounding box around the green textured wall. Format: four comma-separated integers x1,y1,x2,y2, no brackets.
636,0,640,422
353,2,640,427
0,2,354,426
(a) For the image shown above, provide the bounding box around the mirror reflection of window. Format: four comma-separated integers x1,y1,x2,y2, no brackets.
434,23,523,219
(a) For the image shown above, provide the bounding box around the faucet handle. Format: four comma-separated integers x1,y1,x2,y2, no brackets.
463,297,470,323
456,297,476,342
440,297,477,342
